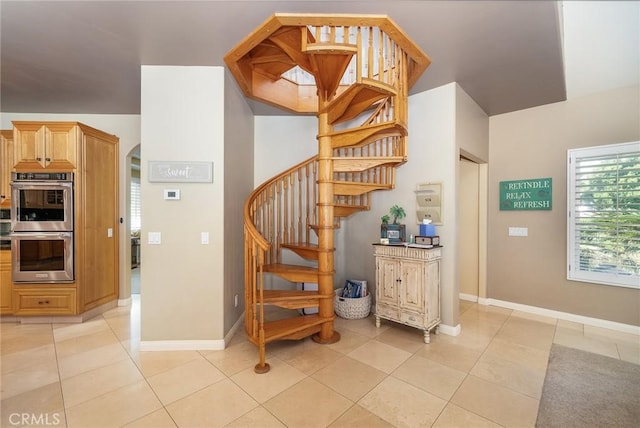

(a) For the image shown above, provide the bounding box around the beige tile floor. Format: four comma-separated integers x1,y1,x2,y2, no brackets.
1,297,638,428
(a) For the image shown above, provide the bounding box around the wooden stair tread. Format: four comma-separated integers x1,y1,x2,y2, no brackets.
262,263,319,283
262,289,332,301
332,156,406,172
328,121,406,149
334,204,368,217
281,243,323,260
261,289,331,310
324,80,397,125
262,314,328,343
332,181,393,196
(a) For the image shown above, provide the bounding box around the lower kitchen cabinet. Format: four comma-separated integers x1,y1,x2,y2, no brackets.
0,250,12,314
13,287,77,316
373,244,441,343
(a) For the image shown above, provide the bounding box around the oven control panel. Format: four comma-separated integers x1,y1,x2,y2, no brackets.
12,172,73,181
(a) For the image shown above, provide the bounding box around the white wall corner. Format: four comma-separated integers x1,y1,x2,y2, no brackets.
438,323,461,336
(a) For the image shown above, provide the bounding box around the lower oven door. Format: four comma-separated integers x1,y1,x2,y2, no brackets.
11,232,74,283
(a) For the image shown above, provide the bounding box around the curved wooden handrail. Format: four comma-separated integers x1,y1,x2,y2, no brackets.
243,154,319,253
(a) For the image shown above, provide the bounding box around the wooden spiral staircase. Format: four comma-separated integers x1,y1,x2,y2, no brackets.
224,14,430,373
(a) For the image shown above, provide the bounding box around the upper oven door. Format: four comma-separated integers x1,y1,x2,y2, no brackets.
11,181,73,232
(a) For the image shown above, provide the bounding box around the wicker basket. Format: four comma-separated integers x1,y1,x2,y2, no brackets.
334,288,371,319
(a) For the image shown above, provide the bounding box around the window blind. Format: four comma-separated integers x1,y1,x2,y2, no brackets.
130,178,141,232
567,141,640,289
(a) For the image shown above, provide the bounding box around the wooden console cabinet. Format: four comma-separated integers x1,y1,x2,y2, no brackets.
9,122,119,317
373,244,441,343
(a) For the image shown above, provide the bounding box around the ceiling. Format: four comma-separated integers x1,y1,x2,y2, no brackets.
1,1,568,116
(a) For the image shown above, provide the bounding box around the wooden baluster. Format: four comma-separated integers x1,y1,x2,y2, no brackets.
297,168,303,244
377,28,384,83
268,185,275,264
356,27,362,83
280,177,287,250
313,160,318,229
367,27,374,79
304,164,311,244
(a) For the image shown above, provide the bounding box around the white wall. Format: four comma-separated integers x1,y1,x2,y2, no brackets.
140,66,225,346
254,115,318,185
343,83,461,329
223,71,254,334
1,113,140,302
488,85,640,326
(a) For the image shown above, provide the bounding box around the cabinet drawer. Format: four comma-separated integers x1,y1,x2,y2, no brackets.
400,311,425,328
13,288,76,315
376,303,398,320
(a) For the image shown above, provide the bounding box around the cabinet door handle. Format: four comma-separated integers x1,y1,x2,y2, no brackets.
38,300,50,305
45,157,51,161
36,157,42,161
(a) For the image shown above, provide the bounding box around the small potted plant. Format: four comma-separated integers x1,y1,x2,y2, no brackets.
381,205,407,242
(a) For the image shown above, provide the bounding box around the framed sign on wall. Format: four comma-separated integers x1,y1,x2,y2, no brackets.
148,161,213,183
499,177,552,210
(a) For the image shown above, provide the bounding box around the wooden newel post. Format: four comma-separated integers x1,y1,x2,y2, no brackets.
312,108,340,344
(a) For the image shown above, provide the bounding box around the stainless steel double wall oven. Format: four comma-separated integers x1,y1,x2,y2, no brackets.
10,172,74,282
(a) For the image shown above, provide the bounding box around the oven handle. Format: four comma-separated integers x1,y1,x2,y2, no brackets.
10,231,72,239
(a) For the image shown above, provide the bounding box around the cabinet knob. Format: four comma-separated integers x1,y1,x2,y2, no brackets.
45,157,51,161
36,157,42,161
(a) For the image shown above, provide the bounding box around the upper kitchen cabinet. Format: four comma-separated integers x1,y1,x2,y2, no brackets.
13,122,78,170
0,130,14,206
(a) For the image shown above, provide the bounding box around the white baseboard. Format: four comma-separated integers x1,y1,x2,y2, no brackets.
459,293,478,303
118,297,132,307
479,297,640,336
438,323,461,336
139,339,225,351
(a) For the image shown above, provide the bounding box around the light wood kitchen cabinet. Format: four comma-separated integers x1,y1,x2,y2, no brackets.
8,121,119,317
0,250,12,314
12,287,76,316
75,129,119,311
374,244,441,343
0,130,13,206
13,122,77,170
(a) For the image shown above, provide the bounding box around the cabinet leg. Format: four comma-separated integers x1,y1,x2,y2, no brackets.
423,329,430,344
434,325,440,335
375,315,380,328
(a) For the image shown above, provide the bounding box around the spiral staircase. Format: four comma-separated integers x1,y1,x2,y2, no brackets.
224,13,430,373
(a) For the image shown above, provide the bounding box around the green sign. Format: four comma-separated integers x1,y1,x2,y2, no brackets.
500,178,552,210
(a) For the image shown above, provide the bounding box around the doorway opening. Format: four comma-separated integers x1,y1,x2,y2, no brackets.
458,153,487,302
129,145,141,294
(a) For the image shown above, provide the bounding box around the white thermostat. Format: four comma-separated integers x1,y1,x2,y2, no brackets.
164,189,181,200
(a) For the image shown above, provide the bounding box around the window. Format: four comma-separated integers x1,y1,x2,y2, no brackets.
130,178,141,233
567,141,640,289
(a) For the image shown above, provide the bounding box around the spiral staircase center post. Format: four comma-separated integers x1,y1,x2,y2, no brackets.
312,109,340,344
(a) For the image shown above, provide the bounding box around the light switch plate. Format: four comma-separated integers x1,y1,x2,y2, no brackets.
509,227,528,237
201,232,209,245
148,232,162,244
